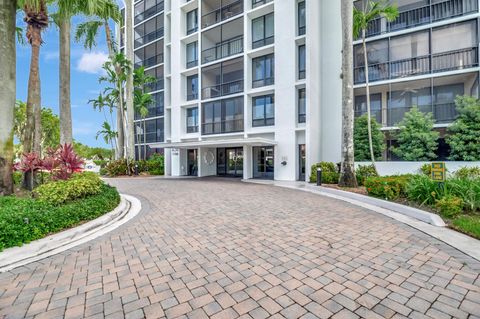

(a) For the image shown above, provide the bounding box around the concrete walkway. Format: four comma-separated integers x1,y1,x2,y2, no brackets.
0,177,479,319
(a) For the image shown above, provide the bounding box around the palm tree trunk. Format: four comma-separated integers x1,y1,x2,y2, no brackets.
143,119,147,160
0,0,16,196
59,18,73,145
339,0,357,188
362,29,376,168
125,0,135,160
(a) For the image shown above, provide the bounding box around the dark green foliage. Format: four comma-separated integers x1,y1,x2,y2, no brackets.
419,163,431,176
0,184,120,251
310,162,339,184
391,107,439,161
102,155,165,177
146,153,164,175
356,164,378,186
354,115,385,161
406,175,443,206
364,175,412,200
447,178,480,212
447,96,480,161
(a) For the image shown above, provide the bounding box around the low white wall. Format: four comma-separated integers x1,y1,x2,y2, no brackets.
355,162,480,176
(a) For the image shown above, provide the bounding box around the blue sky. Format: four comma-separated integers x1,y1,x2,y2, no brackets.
16,14,112,148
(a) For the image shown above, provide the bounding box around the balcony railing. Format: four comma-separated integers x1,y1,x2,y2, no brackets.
354,47,478,84
252,36,274,50
202,79,244,99
359,0,478,38
252,0,273,8
253,117,274,127
202,118,244,135
186,59,198,69
135,53,164,69
202,37,243,64
354,110,383,124
187,125,199,133
145,79,164,93
387,103,457,126
187,93,199,101
134,28,164,48
134,1,164,24
252,77,274,88
202,0,243,28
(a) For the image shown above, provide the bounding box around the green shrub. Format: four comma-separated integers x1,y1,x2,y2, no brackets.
310,162,339,184
419,163,432,176
365,175,411,200
356,164,378,186
0,184,120,251
104,159,129,177
93,160,108,168
405,175,443,206
13,171,22,186
454,166,480,180
146,154,164,175
447,177,480,212
435,196,464,218
34,172,103,205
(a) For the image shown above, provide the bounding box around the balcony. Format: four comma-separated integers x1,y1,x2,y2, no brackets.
360,0,478,38
135,28,164,48
252,0,273,9
202,37,243,64
202,79,244,99
354,47,478,84
145,79,164,93
134,1,164,24
202,0,243,29
135,53,164,69
387,103,457,126
202,119,244,135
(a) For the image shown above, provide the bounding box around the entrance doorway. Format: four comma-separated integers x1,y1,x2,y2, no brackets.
253,146,274,179
187,149,198,176
299,144,306,181
217,148,243,177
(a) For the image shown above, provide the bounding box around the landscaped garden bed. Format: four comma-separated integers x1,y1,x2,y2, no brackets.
99,153,165,177
311,163,480,239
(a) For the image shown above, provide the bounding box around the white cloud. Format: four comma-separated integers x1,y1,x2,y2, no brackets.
76,52,108,74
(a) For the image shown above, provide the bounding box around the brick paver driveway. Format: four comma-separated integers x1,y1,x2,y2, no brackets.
1,178,480,319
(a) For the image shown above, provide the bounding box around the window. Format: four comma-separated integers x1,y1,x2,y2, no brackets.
298,88,306,123
186,108,199,133
187,74,199,100
135,118,164,143
134,40,164,68
144,66,164,93
134,0,164,24
252,13,274,49
134,14,164,48
252,0,273,9
298,45,306,79
186,9,198,35
298,1,305,36
354,94,382,124
186,41,198,68
252,95,274,127
202,57,244,99
389,31,429,78
202,97,244,135
354,39,389,83
252,54,274,88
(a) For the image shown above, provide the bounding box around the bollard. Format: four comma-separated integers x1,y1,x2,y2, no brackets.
316,168,322,186
134,163,139,176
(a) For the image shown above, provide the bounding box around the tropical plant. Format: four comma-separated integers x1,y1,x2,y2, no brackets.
365,175,412,200
447,96,480,161
134,67,156,160
354,114,385,161
0,0,16,196
14,152,43,191
310,162,340,184
405,175,442,206
353,1,398,168
391,107,439,161
356,164,379,186
339,0,357,188
436,195,464,218
96,121,118,155
454,166,480,180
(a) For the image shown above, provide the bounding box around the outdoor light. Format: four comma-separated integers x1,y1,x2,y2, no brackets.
317,167,322,186
281,161,287,166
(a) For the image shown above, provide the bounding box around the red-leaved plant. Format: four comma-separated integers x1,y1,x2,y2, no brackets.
14,152,43,174
42,144,84,180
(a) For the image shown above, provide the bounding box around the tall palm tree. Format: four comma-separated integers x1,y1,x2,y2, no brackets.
353,0,398,167
57,0,120,145
96,121,117,155
133,66,155,160
124,0,135,160
339,0,357,188
0,0,16,196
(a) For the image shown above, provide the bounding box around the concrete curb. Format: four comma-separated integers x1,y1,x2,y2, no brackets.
243,180,480,262
0,194,141,273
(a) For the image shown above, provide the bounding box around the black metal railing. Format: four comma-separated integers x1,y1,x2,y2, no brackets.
134,28,164,48
187,25,198,35
252,77,274,88
186,59,198,69
202,37,243,64
252,0,273,9
134,1,164,24
135,53,164,69
202,0,243,28
253,117,274,127
202,118,244,135
387,103,458,126
145,79,164,93
359,0,478,38
187,93,199,101
354,47,478,84
252,36,274,50
202,79,244,99
298,113,306,123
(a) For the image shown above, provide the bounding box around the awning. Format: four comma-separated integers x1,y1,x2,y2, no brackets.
149,137,277,149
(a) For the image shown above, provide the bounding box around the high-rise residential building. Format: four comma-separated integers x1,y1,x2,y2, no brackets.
121,0,344,181
353,0,480,160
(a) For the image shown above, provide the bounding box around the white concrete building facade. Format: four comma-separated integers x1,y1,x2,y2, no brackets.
122,0,344,181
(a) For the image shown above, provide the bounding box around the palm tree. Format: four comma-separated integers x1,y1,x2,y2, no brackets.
0,0,17,196
124,0,135,161
353,0,398,168
339,0,358,188
89,93,117,152
96,121,117,155
133,67,155,160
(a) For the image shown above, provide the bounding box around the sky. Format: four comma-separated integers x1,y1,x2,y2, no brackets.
16,13,112,148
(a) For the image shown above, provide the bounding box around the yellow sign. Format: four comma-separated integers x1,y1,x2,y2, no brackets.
431,162,446,182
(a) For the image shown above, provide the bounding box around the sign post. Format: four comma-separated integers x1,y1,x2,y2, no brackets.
431,162,446,193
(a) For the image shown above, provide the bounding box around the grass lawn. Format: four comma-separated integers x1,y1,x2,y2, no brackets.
451,215,480,239
0,184,120,252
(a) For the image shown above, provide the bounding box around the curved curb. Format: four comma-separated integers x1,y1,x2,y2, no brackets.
243,180,480,262
0,194,141,273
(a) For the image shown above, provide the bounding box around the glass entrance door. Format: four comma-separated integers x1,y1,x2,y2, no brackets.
226,148,243,177
253,146,274,179
299,144,306,181
187,149,198,176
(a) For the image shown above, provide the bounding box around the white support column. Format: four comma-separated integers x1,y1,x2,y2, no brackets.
243,145,253,180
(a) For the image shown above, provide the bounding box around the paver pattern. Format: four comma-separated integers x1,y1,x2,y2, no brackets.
1,177,480,319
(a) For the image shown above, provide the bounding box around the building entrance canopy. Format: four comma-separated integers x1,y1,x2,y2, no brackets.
150,137,277,149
